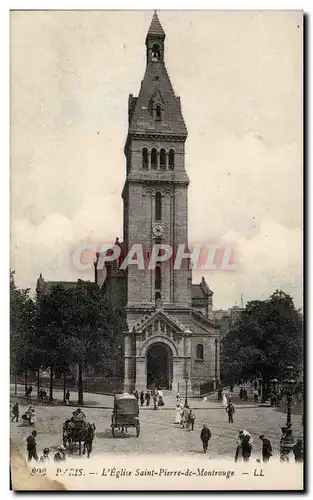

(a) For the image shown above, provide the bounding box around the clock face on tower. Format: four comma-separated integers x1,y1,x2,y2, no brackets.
152,223,164,237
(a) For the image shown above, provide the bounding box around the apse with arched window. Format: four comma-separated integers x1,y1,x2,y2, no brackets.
151,148,157,169
142,147,149,169
155,265,162,298
155,192,162,221
159,148,166,169
156,105,162,121
196,344,204,360
168,149,175,170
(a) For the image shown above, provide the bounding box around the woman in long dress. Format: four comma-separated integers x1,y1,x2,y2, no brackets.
175,404,181,424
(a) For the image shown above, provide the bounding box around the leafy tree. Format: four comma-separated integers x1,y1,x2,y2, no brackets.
221,290,303,387
35,284,74,400
10,270,36,395
64,280,126,404
35,280,126,404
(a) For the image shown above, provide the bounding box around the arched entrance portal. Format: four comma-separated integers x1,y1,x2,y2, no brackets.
146,343,173,390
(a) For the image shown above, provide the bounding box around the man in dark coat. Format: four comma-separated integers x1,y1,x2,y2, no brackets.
200,424,211,453
145,390,150,406
293,439,303,463
140,391,145,406
65,390,70,405
26,430,38,462
226,400,235,423
259,435,272,462
11,403,19,422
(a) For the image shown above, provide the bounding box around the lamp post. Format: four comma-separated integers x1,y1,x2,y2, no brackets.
280,365,296,461
184,373,189,408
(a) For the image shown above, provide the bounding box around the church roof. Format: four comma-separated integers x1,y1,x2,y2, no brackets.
147,11,166,38
128,12,187,138
191,278,213,299
192,284,206,299
129,65,187,137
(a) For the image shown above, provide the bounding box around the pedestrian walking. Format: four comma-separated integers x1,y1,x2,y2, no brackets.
175,403,181,424
235,430,253,462
140,391,145,407
293,439,303,463
65,390,70,405
182,406,189,428
145,390,150,406
26,430,38,462
229,384,234,392
153,393,158,410
134,390,139,401
259,435,272,462
200,424,211,453
11,403,19,422
226,400,235,423
253,389,259,403
158,389,164,407
239,387,244,400
188,410,196,431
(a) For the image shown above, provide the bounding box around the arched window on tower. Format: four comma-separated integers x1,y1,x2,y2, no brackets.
152,43,161,61
196,344,204,360
155,265,162,299
142,148,149,169
156,105,162,121
168,149,175,170
155,192,162,221
151,148,157,169
160,148,166,169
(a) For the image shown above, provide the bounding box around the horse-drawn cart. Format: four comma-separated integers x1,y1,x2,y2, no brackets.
111,393,140,438
63,419,95,457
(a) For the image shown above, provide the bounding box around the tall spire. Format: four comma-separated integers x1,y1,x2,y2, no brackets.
147,11,166,38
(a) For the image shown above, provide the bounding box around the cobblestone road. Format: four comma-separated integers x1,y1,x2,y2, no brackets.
10,388,303,462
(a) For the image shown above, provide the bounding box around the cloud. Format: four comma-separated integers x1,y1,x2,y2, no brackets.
10,11,303,309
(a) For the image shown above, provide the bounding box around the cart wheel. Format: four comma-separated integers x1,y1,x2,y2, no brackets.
112,426,115,438
136,425,140,437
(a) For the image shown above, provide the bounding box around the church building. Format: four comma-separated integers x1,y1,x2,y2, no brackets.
97,12,221,395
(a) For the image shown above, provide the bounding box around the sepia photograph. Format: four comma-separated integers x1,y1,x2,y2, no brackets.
9,9,303,491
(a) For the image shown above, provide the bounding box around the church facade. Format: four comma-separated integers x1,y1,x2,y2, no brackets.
36,12,222,395
97,12,221,394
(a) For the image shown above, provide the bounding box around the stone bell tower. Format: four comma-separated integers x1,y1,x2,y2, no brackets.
121,12,220,393
122,11,190,312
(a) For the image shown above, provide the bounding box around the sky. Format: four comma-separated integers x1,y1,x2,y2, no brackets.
10,10,303,310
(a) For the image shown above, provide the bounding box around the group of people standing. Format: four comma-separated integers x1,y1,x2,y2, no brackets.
134,389,164,409
175,396,196,430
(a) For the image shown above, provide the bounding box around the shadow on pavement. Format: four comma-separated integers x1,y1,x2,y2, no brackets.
96,430,135,440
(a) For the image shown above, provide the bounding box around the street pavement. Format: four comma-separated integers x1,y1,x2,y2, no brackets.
10,386,303,461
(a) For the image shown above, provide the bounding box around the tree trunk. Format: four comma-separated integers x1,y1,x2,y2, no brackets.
63,373,66,403
37,369,40,398
24,371,28,396
78,364,83,405
49,365,53,401
14,373,17,395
